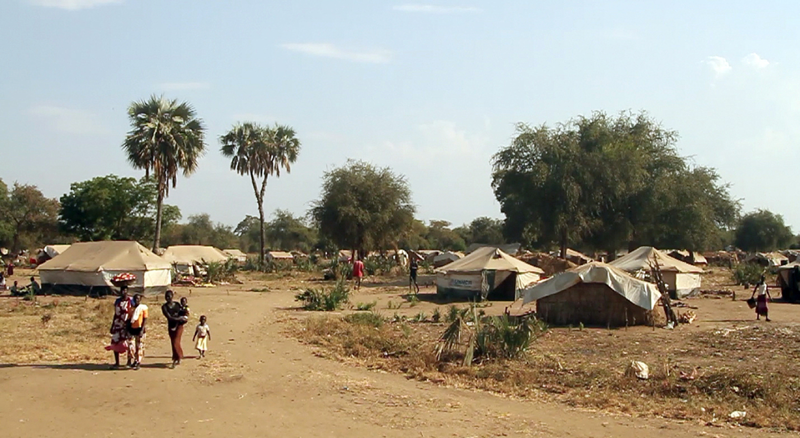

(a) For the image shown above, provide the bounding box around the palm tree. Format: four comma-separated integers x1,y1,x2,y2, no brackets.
220,123,300,265
122,95,206,251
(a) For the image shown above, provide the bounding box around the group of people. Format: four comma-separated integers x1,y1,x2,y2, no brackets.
350,256,420,293
106,287,211,369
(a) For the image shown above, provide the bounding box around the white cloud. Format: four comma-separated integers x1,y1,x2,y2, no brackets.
29,105,109,135
28,0,121,10
742,53,770,69
393,4,481,13
281,43,391,64
705,56,732,78
371,120,485,167
158,82,210,91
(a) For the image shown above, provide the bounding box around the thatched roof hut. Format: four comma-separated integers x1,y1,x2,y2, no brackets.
521,262,662,327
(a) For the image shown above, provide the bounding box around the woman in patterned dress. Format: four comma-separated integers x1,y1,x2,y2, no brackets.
105,285,133,368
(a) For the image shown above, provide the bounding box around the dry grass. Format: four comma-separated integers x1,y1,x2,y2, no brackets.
0,295,168,364
297,314,800,431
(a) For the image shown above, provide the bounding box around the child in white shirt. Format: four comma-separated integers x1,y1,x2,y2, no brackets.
193,315,211,358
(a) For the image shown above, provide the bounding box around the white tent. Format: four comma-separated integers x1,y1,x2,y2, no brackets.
435,247,544,300
162,245,229,274
38,241,171,291
521,262,661,326
433,251,463,268
43,244,71,259
610,246,702,298
223,249,247,263
522,262,661,309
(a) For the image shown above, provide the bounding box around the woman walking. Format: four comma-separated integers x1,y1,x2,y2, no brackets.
105,286,133,369
127,294,148,370
161,290,185,367
751,275,772,322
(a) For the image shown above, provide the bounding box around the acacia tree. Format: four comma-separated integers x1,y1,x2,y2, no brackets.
310,160,415,257
0,181,60,252
220,123,301,264
734,210,794,252
122,95,206,251
493,111,739,258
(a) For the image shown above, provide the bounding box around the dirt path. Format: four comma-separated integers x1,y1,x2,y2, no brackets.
0,287,791,437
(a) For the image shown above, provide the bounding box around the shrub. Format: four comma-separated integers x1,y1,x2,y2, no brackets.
344,311,384,327
731,263,764,286
294,279,350,311
356,301,377,311
432,308,441,323
206,258,239,283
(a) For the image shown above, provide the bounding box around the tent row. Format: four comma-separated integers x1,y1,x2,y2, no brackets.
36,242,251,293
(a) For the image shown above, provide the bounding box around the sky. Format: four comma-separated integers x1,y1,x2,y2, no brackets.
1,0,799,231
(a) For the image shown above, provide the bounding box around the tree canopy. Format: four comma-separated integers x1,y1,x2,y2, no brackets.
0,180,60,252
492,111,739,256
122,95,206,250
161,213,237,249
59,175,180,242
311,160,415,256
734,209,794,252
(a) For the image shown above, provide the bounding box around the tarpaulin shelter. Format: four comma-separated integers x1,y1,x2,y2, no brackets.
38,241,171,294
435,247,543,301
778,262,800,303
162,245,229,274
522,262,662,327
223,249,247,263
610,246,702,299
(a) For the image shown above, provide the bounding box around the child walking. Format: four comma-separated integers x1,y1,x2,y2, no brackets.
193,315,211,358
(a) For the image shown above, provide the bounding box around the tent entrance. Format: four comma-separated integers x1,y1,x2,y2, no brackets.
485,271,517,301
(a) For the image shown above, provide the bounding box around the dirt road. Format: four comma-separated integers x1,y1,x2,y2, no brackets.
0,286,791,437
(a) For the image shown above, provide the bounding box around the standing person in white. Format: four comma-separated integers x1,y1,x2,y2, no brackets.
193,315,211,358
750,275,772,321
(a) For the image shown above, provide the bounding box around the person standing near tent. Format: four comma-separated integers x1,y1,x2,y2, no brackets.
409,259,420,294
105,285,133,369
161,290,185,367
127,294,148,370
751,275,772,321
353,256,365,290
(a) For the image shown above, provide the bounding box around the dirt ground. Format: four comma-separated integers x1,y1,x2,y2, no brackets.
1,268,798,437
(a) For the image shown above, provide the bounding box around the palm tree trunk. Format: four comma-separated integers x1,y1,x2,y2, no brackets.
560,228,568,260
258,198,265,265
153,181,165,252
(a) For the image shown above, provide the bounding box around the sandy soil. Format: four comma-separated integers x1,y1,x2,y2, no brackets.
0,270,796,437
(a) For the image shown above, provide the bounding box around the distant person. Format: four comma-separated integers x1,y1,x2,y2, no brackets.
352,257,365,290
751,275,772,321
29,276,41,295
105,285,133,369
161,290,185,367
0,272,6,291
7,261,13,276
10,281,20,296
127,294,148,370
409,259,419,294
193,315,211,358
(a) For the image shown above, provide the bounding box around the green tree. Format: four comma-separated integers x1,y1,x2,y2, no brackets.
0,182,60,252
0,179,13,247
398,219,431,250
59,175,180,242
220,122,301,264
734,210,794,252
493,111,738,257
265,209,317,253
462,217,505,246
425,220,466,251
310,160,415,256
122,95,206,251
234,215,262,253
162,213,237,249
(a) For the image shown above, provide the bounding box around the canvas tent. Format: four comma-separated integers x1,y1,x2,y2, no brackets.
563,248,594,265
435,247,544,301
465,243,521,256
667,250,708,266
266,251,294,262
38,241,171,293
162,245,229,275
433,251,463,268
223,249,247,263
745,252,789,267
521,262,661,327
610,246,702,299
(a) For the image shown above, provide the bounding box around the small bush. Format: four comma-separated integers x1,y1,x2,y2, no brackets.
344,311,384,327
206,258,239,283
731,263,764,286
432,308,441,323
356,301,377,311
295,280,350,311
